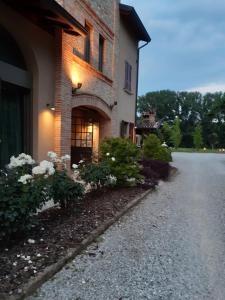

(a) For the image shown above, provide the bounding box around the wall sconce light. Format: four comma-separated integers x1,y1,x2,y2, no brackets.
109,101,118,109
72,82,82,96
46,103,55,111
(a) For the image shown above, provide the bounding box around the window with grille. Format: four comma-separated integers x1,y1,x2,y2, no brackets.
98,34,104,72
84,23,91,63
71,118,93,148
124,61,132,92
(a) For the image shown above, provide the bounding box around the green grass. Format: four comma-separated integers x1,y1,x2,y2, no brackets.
172,148,225,154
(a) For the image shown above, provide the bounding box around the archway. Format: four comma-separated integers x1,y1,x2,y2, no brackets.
71,105,111,164
0,25,32,168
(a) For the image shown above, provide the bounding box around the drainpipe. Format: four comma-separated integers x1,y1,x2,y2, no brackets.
135,41,150,127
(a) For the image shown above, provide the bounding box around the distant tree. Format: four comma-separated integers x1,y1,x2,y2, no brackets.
161,122,172,146
170,118,182,148
208,132,219,149
193,124,203,150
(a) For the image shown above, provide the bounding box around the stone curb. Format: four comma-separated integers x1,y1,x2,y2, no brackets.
1,189,152,300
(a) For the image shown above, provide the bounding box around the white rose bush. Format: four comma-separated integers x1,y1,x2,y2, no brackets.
0,152,84,240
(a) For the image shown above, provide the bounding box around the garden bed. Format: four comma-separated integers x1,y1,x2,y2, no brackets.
0,186,149,296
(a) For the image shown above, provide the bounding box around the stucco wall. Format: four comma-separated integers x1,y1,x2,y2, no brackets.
117,18,138,128
0,2,55,162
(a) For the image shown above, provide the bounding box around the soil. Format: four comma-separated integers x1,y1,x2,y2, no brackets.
0,186,149,296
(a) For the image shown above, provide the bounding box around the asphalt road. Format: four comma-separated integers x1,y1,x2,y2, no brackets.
30,153,225,300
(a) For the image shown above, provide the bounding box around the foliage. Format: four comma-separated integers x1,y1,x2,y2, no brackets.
141,159,170,181
0,152,85,239
193,124,203,150
170,118,182,148
100,137,142,185
0,161,47,240
79,160,115,189
161,122,173,146
49,170,84,209
143,134,172,162
137,90,225,148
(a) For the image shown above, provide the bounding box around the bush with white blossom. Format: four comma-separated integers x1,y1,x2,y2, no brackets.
100,137,142,186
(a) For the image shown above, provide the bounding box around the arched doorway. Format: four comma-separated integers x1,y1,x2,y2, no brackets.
71,106,111,164
0,25,32,168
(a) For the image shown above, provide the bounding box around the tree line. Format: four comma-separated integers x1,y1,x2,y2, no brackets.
137,90,225,149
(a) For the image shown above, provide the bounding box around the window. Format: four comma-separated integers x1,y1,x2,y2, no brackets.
84,23,91,63
98,35,104,72
124,61,132,92
120,120,128,138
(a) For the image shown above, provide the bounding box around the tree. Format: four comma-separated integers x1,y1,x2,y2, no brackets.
161,122,172,146
170,117,182,148
193,124,203,150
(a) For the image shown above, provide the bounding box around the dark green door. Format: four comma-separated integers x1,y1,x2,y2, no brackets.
0,81,30,168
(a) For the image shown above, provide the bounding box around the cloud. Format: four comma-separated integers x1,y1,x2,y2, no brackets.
122,0,225,95
187,83,225,94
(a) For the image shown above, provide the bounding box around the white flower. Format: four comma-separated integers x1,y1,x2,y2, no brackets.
37,253,41,257
28,260,32,264
127,177,136,183
8,153,35,169
12,262,17,266
33,270,37,274
24,267,28,271
28,239,35,244
61,154,70,161
47,151,57,161
106,153,110,156
72,164,79,169
79,160,84,164
162,142,168,147
17,254,21,258
111,157,115,162
40,238,44,242
106,175,117,186
18,174,33,185
32,161,55,176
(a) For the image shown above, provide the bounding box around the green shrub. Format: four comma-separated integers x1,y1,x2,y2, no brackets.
100,137,142,185
0,167,47,240
50,170,84,209
143,134,172,162
79,160,114,189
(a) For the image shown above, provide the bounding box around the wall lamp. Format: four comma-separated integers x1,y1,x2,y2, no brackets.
109,101,118,109
72,82,82,96
46,103,55,111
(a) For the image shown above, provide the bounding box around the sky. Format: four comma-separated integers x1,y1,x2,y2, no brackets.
122,0,225,96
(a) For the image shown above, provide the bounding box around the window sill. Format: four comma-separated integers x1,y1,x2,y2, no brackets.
123,88,133,95
73,53,113,86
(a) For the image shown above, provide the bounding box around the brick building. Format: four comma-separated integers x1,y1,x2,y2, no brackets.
0,0,150,167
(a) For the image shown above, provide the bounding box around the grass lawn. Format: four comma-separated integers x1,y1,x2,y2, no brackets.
172,148,225,154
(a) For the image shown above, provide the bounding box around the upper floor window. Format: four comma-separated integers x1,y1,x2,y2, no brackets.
84,22,91,63
98,35,105,72
124,61,132,92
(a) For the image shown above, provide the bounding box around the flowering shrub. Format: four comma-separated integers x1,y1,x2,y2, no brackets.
79,160,115,189
100,138,142,186
143,134,172,162
0,152,85,239
0,154,47,239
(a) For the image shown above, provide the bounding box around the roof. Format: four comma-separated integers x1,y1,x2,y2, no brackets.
2,0,87,37
119,4,151,43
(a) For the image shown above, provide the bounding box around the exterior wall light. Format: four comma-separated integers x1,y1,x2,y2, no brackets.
46,103,55,111
72,82,82,96
109,101,118,109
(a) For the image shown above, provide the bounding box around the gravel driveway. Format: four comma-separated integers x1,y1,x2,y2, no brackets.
29,153,225,300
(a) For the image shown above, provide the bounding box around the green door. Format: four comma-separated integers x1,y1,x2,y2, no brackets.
0,81,27,168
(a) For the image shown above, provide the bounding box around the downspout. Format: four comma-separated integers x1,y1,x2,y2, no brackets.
135,41,149,127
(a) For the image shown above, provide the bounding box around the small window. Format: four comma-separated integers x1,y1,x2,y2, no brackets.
124,61,132,92
84,23,91,63
98,35,105,72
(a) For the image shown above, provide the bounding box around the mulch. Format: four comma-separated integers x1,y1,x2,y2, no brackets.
0,186,149,296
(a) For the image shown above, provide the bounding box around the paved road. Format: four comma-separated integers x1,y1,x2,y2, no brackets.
30,153,225,300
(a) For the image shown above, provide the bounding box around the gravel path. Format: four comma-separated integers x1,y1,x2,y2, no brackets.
29,153,225,300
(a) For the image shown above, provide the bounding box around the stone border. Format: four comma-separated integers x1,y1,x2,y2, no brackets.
2,189,153,300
